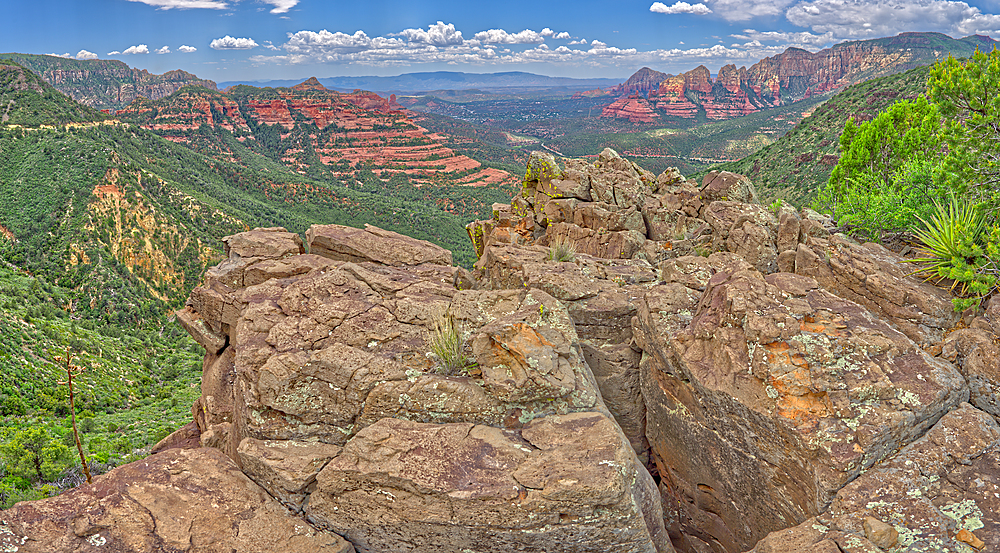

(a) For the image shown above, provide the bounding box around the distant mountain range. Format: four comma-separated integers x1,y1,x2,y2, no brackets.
600,32,998,122
217,72,623,94
0,53,216,112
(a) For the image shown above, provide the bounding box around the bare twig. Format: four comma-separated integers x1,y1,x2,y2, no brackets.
56,347,92,485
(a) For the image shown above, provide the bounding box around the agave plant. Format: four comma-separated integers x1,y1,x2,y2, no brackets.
909,196,998,309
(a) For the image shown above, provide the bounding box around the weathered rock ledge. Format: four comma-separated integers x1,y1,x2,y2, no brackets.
4,149,1000,553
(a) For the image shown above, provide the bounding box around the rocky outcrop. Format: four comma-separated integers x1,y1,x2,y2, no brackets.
177,215,670,552
602,94,661,123
463,148,993,553
0,447,353,553
8,148,1000,553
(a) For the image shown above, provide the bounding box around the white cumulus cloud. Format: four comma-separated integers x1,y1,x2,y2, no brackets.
260,0,298,13
474,28,547,44
156,46,171,54
75,50,98,60
787,0,1000,38
210,36,259,50
107,51,121,55
122,44,150,55
731,29,835,48
396,21,465,46
251,22,805,74
127,0,227,9
707,0,798,21
651,1,714,14
178,45,197,53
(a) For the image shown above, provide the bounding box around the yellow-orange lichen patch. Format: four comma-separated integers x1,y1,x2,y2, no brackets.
799,314,847,337
764,341,792,365
775,391,832,424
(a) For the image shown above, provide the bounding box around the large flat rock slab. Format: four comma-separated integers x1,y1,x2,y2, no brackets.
306,413,670,553
307,223,452,266
0,447,352,553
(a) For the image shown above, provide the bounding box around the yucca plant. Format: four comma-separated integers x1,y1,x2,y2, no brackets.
547,236,577,262
909,196,998,310
429,315,476,375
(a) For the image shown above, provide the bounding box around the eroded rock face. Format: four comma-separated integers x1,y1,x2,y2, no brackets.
635,262,968,552
752,403,1000,553
0,448,353,553
177,222,670,552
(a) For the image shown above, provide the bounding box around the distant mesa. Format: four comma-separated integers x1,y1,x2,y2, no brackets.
600,31,999,122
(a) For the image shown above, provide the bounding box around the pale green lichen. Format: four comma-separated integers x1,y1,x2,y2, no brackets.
405,368,423,382
940,499,984,531
842,402,875,431
894,524,920,547
897,389,922,407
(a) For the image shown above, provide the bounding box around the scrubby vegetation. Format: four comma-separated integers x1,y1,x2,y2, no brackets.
819,49,1000,310
0,261,202,509
709,66,931,205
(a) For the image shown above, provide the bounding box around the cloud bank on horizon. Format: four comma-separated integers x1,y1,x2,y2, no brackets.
23,0,1000,79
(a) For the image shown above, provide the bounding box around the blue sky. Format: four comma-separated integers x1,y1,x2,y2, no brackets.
5,0,1000,82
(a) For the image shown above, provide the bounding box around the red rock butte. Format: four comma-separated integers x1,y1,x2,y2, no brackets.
118,78,518,189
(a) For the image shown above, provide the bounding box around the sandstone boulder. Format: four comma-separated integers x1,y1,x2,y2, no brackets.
306,223,452,266
223,226,304,259
0,448,353,553
752,403,1000,553
306,413,670,553
700,170,759,204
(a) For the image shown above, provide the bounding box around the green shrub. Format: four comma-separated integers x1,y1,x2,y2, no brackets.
910,197,999,311
834,158,946,240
